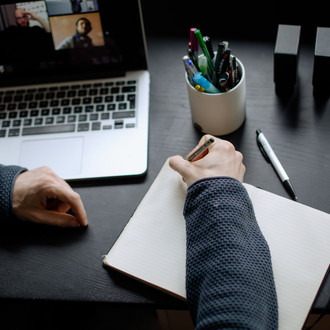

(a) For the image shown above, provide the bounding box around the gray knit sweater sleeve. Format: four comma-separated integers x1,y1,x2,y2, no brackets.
0,164,27,220
184,177,278,329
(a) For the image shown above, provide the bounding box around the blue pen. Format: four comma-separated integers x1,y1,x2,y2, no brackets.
193,72,221,94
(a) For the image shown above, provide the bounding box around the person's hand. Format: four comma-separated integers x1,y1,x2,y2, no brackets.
12,167,88,228
23,11,37,21
169,135,245,187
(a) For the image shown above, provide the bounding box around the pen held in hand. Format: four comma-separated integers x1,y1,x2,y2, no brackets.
187,137,215,161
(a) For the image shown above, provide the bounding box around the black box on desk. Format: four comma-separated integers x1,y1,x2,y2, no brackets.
313,27,330,97
274,25,301,95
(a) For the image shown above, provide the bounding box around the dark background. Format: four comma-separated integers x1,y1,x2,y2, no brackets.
140,0,329,43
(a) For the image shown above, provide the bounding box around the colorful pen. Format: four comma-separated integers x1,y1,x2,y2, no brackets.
193,72,221,94
183,56,196,86
190,28,198,58
194,29,214,77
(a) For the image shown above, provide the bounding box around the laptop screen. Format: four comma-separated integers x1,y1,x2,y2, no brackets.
0,0,148,86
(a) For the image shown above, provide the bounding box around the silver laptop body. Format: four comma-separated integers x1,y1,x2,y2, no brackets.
0,0,149,180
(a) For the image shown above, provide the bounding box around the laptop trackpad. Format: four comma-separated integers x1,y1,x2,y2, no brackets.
19,137,83,178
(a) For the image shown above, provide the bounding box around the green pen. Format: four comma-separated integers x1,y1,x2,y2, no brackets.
194,29,214,77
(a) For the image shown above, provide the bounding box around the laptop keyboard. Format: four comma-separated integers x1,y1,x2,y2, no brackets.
0,79,137,138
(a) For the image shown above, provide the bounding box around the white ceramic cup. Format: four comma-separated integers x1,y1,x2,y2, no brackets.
185,58,246,136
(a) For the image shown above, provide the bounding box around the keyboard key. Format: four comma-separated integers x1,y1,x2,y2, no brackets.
63,107,72,114
41,109,50,116
56,116,65,123
35,118,43,125
9,112,17,118
50,100,59,107
85,105,94,112
8,128,20,136
45,117,54,124
112,111,135,119
78,123,89,131
101,113,110,120
122,86,136,93
61,99,70,106
90,113,98,121
30,110,39,117
19,111,28,118
18,102,27,110
39,101,49,108
2,120,10,128
100,88,109,95
104,95,113,102
79,114,87,122
22,124,75,136
78,89,87,96
23,119,32,126
114,121,124,129
72,98,81,105
93,96,102,103
0,129,6,137
12,120,21,127
29,102,38,109
127,94,136,109
83,97,92,104
116,95,124,102
24,94,33,101
96,104,105,111
67,90,76,97
67,115,76,123
92,122,101,130
89,88,98,96
111,87,120,94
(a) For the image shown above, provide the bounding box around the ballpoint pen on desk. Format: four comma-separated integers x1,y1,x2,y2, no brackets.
256,129,298,201
187,137,215,161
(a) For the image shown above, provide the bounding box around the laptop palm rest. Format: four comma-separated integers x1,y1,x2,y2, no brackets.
19,137,83,178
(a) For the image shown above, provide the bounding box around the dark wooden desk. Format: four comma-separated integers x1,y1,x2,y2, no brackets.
1,37,329,314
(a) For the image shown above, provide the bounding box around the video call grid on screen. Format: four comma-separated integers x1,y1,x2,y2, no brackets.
0,0,147,82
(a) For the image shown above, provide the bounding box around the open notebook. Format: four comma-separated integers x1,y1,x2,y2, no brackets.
104,158,330,330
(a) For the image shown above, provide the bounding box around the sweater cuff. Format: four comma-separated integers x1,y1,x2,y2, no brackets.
0,165,27,220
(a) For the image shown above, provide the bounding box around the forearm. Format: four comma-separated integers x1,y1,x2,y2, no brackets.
0,165,27,220
184,177,278,329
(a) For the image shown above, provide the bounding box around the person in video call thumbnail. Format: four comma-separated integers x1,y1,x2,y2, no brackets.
56,17,93,50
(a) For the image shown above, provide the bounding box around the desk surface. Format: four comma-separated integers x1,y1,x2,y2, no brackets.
1,37,330,312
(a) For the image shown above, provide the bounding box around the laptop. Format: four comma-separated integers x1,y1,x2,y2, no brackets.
0,0,149,180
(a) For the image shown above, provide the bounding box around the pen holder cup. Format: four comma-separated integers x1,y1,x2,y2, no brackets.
185,58,246,136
